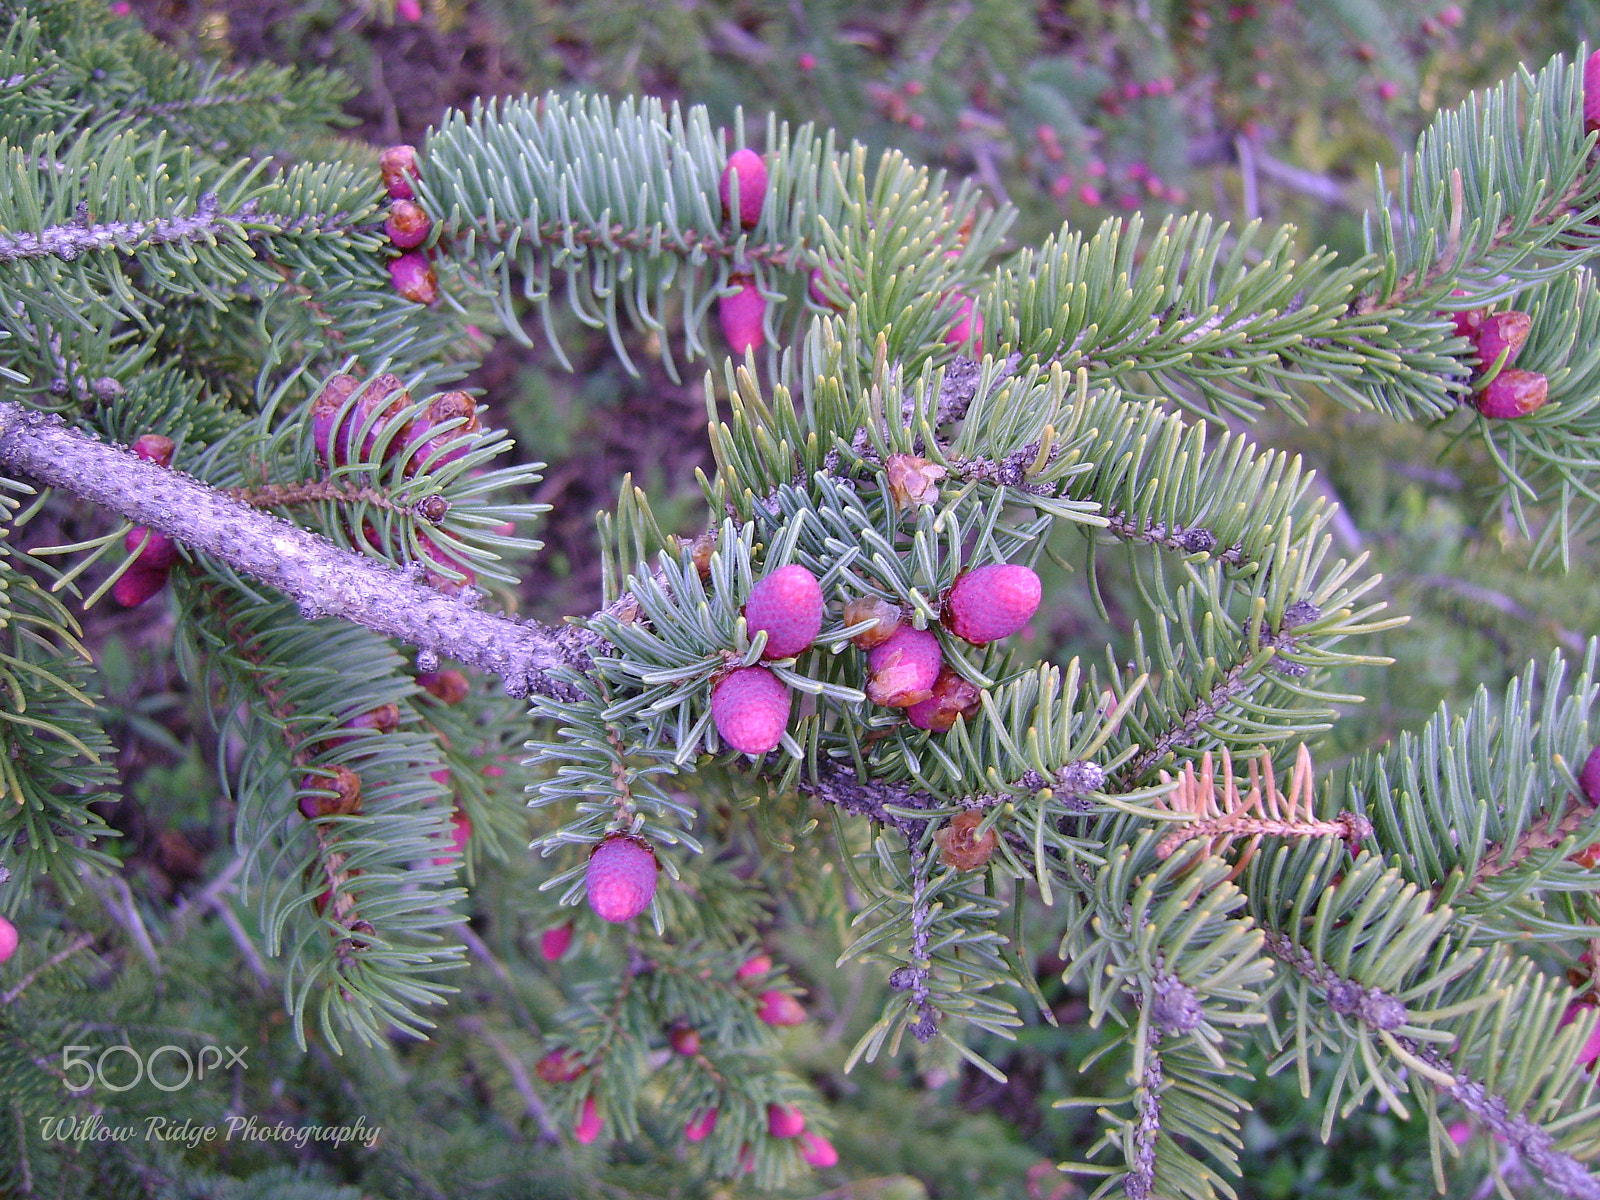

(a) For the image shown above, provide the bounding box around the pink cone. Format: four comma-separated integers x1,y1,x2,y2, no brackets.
389,252,438,305
799,1130,839,1167
736,952,772,981
943,294,983,348
585,835,659,922
0,915,16,963
767,1103,805,1138
574,1096,603,1144
540,923,574,961
719,276,765,356
719,148,768,229
684,1107,719,1142
757,989,806,1026
1586,49,1600,135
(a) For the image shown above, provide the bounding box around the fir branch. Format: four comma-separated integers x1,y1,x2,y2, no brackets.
1103,508,1245,565
225,479,413,516
0,934,94,1006
0,193,238,264
1125,1032,1164,1200
905,839,940,1044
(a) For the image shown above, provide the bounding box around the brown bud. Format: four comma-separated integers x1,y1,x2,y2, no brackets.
298,765,364,819
886,454,947,511
417,669,471,705
844,596,901,649
935,809,999,871
906,666,982,732
688,531,716,579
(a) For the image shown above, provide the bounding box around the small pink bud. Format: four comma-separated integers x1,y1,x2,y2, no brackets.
540,923,574,961
573,1096,603,1144
110,1,131,13
0,915,16,963
111,563,171,608
799,1130,839,1167
736,952,772,981
757,989,806,1026
131,434,175,467
719,148,768,229
1078,184,1102,207
1473,369,1549,419
418,669,470,704
944,563,1042,645
1447,1120,1473,1146
767,1103,806,1138
943,293,982,348
719,275,766,356
1377,81,1401,102
125,526,179,572
396,0,422,20
389,252,438,305
684,1107,719,1141
429,767,452,790
385,199,433,249
712,667,790,755
379,144,420,200
1580,747,1600,806
430,809,471,866
400,390,480,475
669,1025,701,1056
745,565,824,659
866,626,942,708
798,52,817,72
535,1049,586,1083
585,834,659,922
906,666,982,732
1438,4,1462,26
1472,311,1531,369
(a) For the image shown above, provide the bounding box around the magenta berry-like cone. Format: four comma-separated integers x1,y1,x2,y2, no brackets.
712,666,790,755
385,199,433,249
113,563,170,608
767,1103,806,1138
1587,50,1600,135
540,922,574,961
684,1107,719,1142
719,147,768,229
131,434,175,467
944,563,1042,645
1473,369,1548,419
430,810,471,866
0,915,16,964
799,1130,839,1167
906,667,982,732
573,1096,603,1144
379,144,420,200
865,625,942,708
719,277,765,356
1472,311,1531,369
1580,747,1600,806
757,989,806,1026
389,252,438,305
585,835,659,922
943,293,983,348
736,952,772,981
126,526,180,572
745,565,823,659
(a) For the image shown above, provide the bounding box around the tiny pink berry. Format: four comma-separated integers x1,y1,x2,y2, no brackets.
429,767,452,790
1087,159,1107,177
719,276,765,355
540,922,574,961
1473,369,1549,419
389,252,438,305
574,1096,603,1144
385,199,433,249
685,1107,719,1142
396,0,422,20
1587,50,1600,135
585,834,659,923
711,667,790,755
0,915,16,963
736,952,773,981
757,989,806,1026
379,144,420,201
745,565,823,659
767,1103,806,1138
1438,4,1462,27
113,563,169,607
798,52,817,72
1472,311,1531,369
866,626,943,708
1078,184,1102,207
943,564,1042,645
799,1130,839,1167
1051,175,1072,199
719,148,768,230
944,293,982,348
1377,80,1401,102
1447,1121,1473,1147
1580,746,1600,805
670,1025,701,1056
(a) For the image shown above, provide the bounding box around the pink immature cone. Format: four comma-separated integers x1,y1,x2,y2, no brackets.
1472,369,1548,419
757,989,806,1026
430,809,471,866
389,252,438,305
1580,746,1600,805
573,1096,603,1144
943,564,1042,645
385,199,433,249
719,147,768,229
395,0,422,20
719,276,765,356
114,558,172,608
418,669,471,705
401,391,480,476
125,526,179,572
585,835,659,922
745,565,824,659
1587,50,1600,135
684,1107,719,1142
943,293,983,348
540,922,574,961
799,1130,839,1167
906,666,982,732
711,666,790,755
767,1103,806,1138
379,144,420,200
131,434,175,467
1472,310,1531,370
865,625,942,708
736,952,772,981
0,915,16,963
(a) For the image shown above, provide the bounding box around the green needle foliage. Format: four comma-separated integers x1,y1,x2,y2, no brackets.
9,1,1600,1198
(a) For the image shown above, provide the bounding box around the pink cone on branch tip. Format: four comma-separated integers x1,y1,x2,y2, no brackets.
865,625,942,708
767,1103,806,1138
385,199,433,249
684,1107,719,1142
389,252,438,305
379,144,420,200
757,989,806,1026
719,148,768,229
131,434,175,467
585,835,659,922
0,915,16,963
943,293,982,347
736,952,772,981
573,1096,603,1144
401,391,480,475
719,276,765,356
311,374,362,466
1586,50,1600,135
1471,311,1531,369
540,922,574,961
745,565,823,659
943,564,1042,645
799,1130,839,1167
1472,369,1548,419
712,667,790,755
